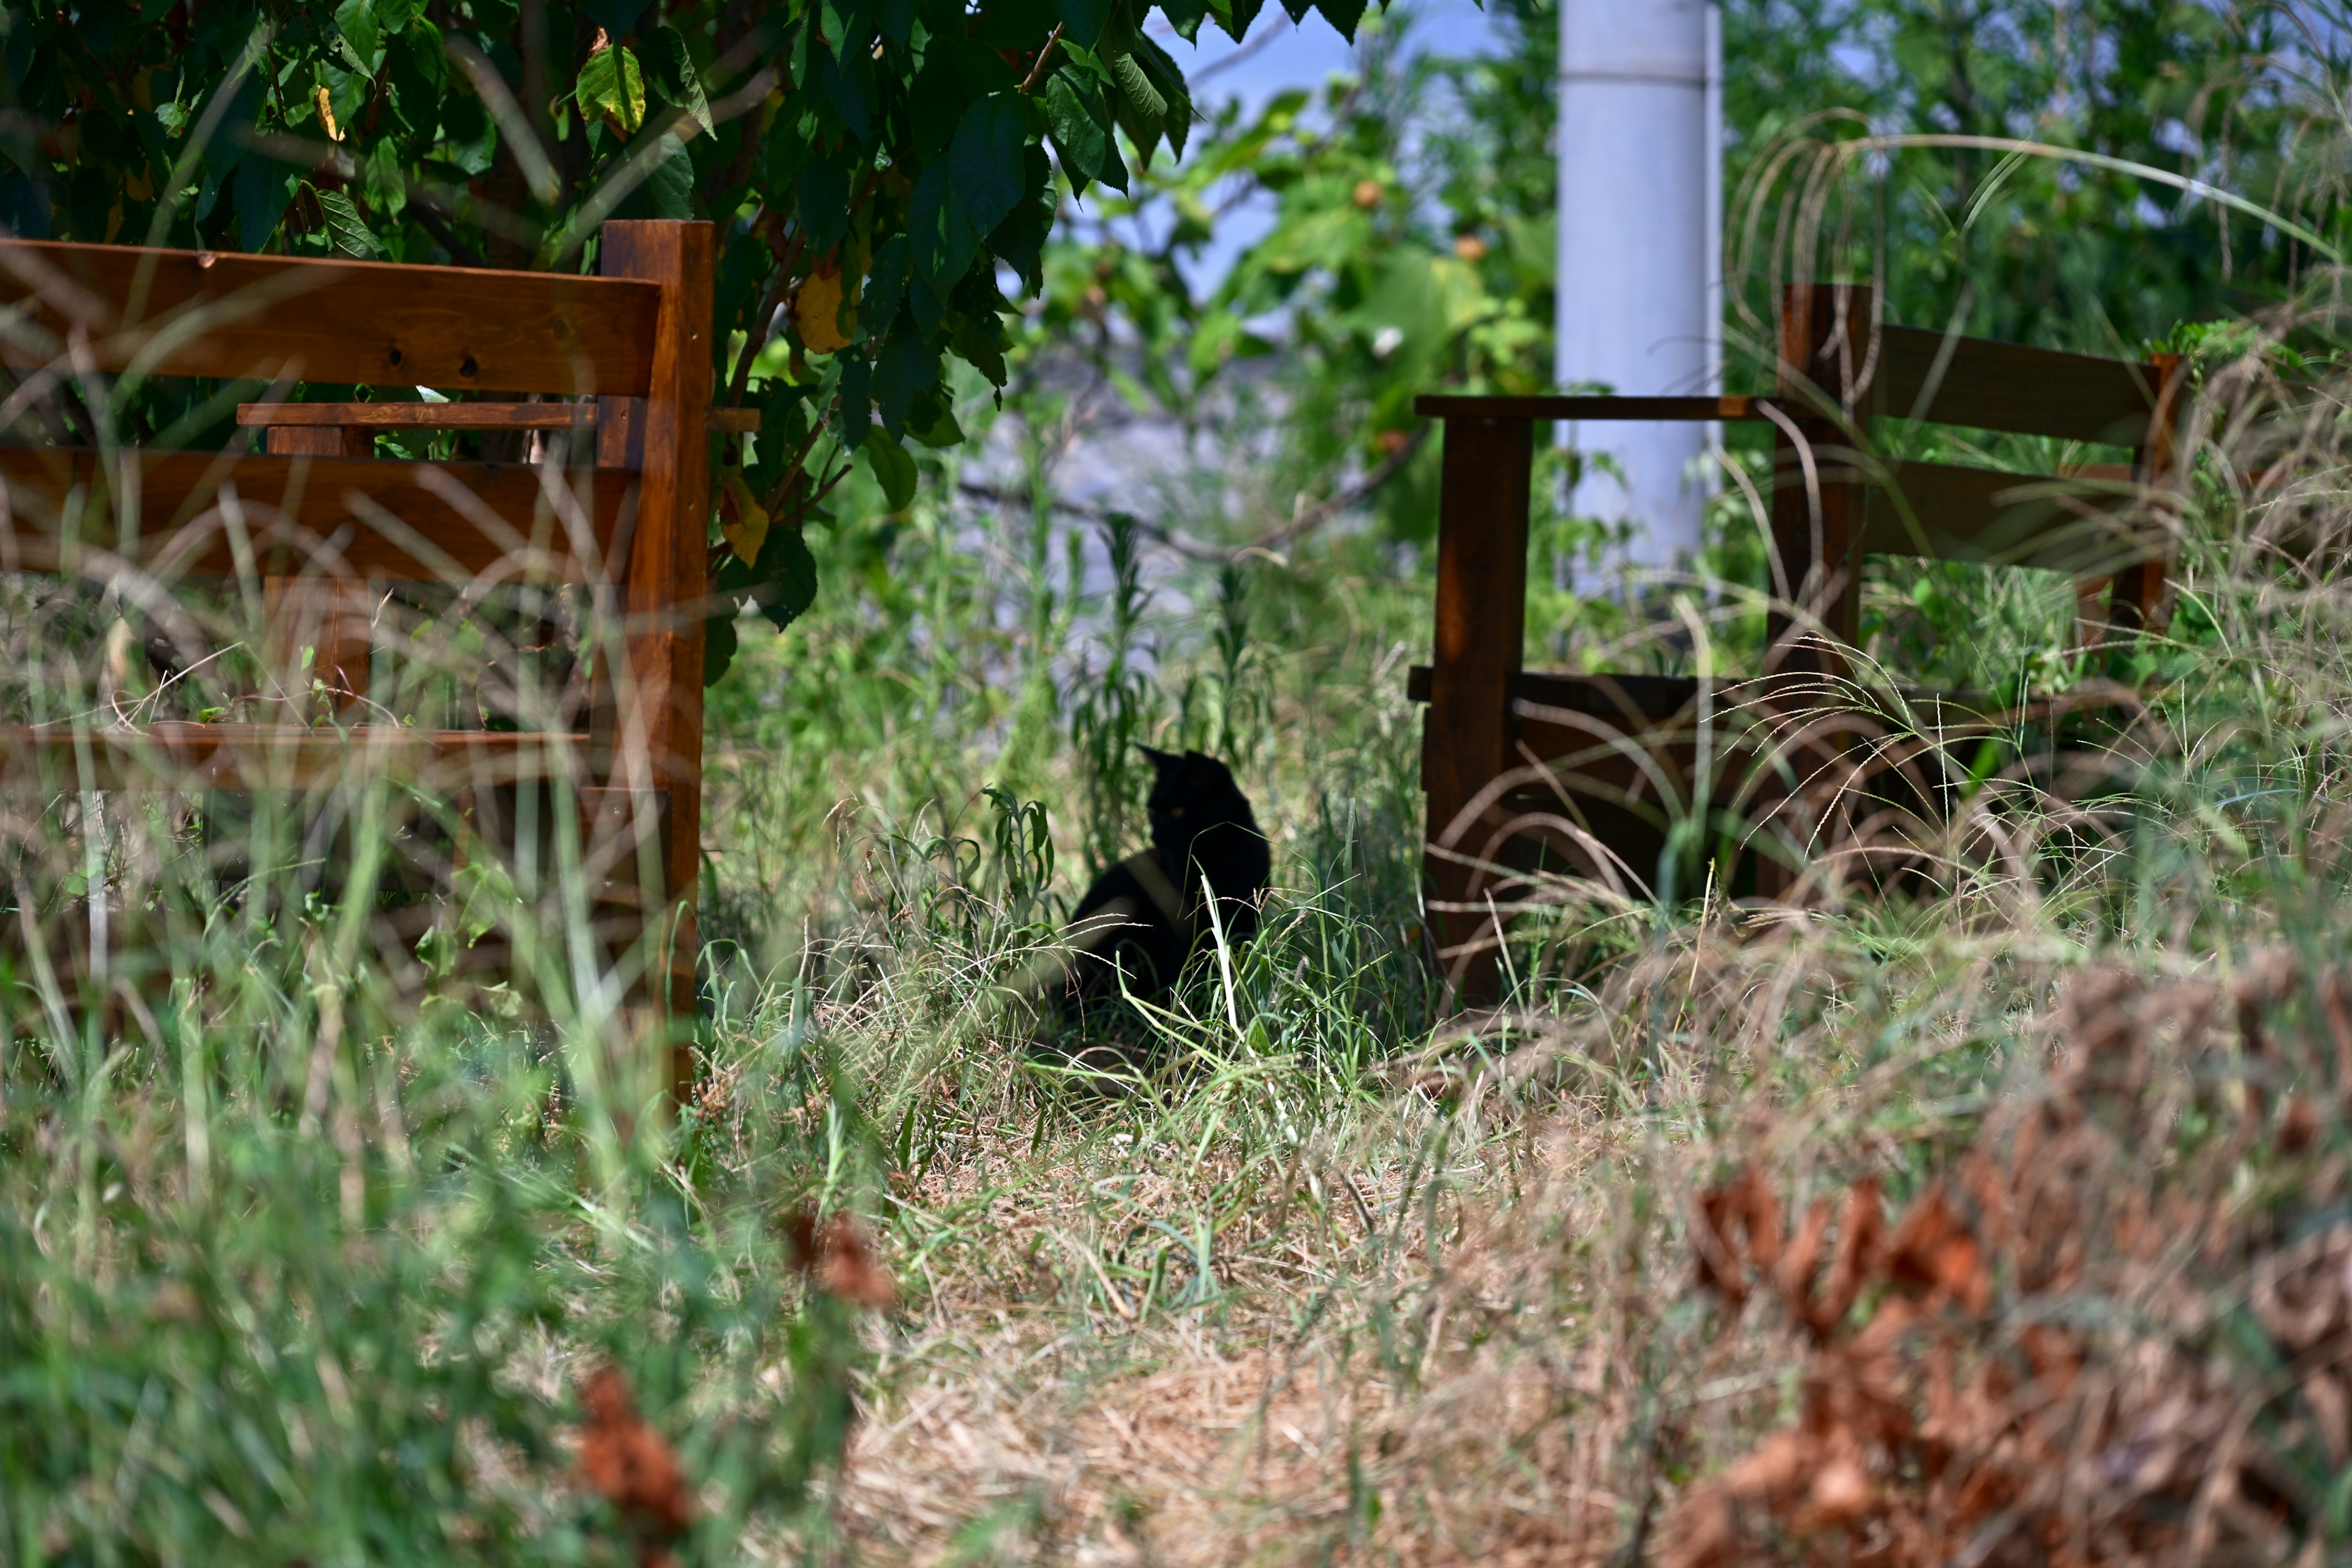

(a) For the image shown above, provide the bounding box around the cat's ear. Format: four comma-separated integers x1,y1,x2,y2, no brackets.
1138,744,1179,771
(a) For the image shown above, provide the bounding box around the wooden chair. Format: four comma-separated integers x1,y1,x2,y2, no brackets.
0,221,743,1085
1412,283,2186,1006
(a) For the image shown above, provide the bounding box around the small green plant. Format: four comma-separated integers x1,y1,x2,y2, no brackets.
1069,510,1161,873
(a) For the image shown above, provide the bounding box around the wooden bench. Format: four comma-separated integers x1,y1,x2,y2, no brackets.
0,221,728,1080
1414,283,2186,1006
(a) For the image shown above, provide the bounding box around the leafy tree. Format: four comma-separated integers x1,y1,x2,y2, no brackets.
1724,1,2347,353
0,0,1379,681
1005,4,1559,559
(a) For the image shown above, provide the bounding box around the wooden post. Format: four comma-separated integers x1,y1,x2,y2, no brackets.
1766,282,1873,669
1423,414,1532,1012
596,221,712,1091
263,424,376,716
2107,351,2185,638
1758,284,1872,899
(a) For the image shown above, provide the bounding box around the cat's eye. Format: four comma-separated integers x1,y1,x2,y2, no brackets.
1170,807,1185,818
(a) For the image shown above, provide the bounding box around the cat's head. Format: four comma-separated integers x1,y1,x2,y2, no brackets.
1140,746,1257,850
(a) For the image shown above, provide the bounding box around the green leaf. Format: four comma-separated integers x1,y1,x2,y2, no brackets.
333,0,380,69
440,92,498,177
702,611,739,686
908,159,981,288
796,157,850,255
363,137,407,221
718,519,821,638
314,188,383,258
1213,0,1267,39
386,20,447,145
989,149,1052,292
910,401,965,448
1109,53,1166,153
1313,0,1366,40
754,529,818,631
832,353,873,448
1117,35,1192,161
1056,0,1112,50
233,159,290,252
372,0,425,33
1042,68,1124,193
862,430,918,510
1162,0,1212,42
640,25,714,137
817,43,877,141
874,326,940,434
576,43,646,138
616,133,696,221
950,94,1032,238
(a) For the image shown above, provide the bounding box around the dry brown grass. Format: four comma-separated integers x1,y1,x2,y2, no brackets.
739,881,2352,1566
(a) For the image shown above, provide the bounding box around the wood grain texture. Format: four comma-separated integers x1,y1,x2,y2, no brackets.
1770,283,1872,671
237,402,759,434
1413,394,1770,422
597,221,714,1036
1875,324,2165,445
1422,414,1533,1009
0,447,633,582
0,723,587,790
0,239,660,394
264,424,377,712
2105,352,2186,636
1856,459,2154,575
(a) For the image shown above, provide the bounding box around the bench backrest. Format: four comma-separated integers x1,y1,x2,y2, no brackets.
0,221,716,1025
1767,282,2183,669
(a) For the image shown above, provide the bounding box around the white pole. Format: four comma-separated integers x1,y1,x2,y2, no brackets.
1556,1,1720,573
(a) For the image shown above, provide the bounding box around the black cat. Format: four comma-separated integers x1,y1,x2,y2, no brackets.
1058,747,1271,1025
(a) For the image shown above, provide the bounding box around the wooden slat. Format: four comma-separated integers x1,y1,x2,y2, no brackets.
1857,459,2153,575
598,220,714,1036
262,424,375,714
1874,325,2165,445
1406,665,1703,718
0,447,633,583
1422,413,1534,1009
1415,394,1767,421
0,723,587,790
0,239,660,394
236,402,760,434
1771,282,1871,669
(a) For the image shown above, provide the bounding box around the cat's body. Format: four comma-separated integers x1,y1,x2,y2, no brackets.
1058,748,1270,1027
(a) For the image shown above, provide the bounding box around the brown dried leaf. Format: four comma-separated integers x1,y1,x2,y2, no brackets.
820,1218,899,1310
1694,1167,1782,1307
1724,1428,1812,1502
1885,1185,1991,1316
1796,1453,1877,1531
2278,1094,2320,1155
782,1206,899,1310
1776,1196,1834,1326
578,1363,695,1544
1808,1178,1885,1337
1658,1482,1743,1568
